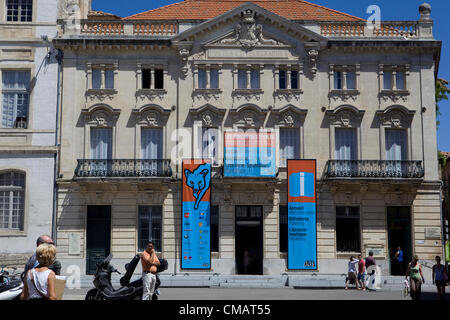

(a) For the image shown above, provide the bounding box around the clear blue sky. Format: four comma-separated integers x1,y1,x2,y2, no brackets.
92,0,450,151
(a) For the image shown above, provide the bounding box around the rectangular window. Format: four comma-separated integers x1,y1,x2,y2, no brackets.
279,128,300,167
386,129,407,161
250,69,260,89
6,0,32,22
105,69,114,89
141,128,162,160
198,69,207,89
396,72,405,90
202,127,219,165
279,205,288,253
154,69,164,89
346,71,356,90
383,72,392,90
279,70,287,89
142,69,151,89
92,69,102,89
211,205,219,252
138,206,162,252
210,68,219,89
291,71,299,90
2,71,30,129
238,69,246,89
0,172,25,230
334,71,343,89
335,128,357,160
90,128,112,160
336,207,360,253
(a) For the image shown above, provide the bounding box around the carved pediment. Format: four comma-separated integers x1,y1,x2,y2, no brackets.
325,105,365,128
190,104,226,127
272,105,308,127
82,104,120,127
230,104,268,128
132,104,171,127
376,105,415,128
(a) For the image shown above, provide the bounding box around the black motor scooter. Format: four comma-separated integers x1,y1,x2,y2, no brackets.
85,254,168,300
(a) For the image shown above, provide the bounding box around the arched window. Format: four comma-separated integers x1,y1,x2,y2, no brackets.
0,172,25,230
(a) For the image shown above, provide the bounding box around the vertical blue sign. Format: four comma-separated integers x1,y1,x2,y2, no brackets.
287,160,317,270
182,160,211,269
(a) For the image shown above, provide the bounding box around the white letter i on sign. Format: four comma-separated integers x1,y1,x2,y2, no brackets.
300,172,305,197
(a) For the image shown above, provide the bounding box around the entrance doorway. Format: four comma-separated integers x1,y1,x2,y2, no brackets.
235,206,263,275
86,206,111,275
387,206,412,276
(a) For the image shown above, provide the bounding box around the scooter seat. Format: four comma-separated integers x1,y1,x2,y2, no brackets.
102,286,136,299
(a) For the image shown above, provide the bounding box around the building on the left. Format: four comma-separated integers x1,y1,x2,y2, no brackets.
0,0,63,267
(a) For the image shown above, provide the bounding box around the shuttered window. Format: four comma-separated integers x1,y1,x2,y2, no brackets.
91,128,112,159
280,128,300,167
386,129,407,161
335,128,357,160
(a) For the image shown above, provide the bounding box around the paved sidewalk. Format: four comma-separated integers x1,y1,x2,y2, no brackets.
62,287,447,301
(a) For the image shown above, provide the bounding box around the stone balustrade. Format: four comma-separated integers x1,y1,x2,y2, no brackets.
79,20,178,36
319,21,421,39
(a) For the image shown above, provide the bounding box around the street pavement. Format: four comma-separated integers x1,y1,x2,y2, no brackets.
62,287,448,301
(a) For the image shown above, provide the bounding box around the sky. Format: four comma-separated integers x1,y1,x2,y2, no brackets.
91,0,450,151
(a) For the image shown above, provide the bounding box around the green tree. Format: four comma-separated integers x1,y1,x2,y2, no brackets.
436,78,450,128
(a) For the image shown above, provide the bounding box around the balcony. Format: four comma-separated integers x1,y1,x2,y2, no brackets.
74,159,172,178
325,160,424,179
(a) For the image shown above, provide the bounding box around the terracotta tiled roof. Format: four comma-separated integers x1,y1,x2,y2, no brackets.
123,0,363,21
88,10,122,20
442,151,450,159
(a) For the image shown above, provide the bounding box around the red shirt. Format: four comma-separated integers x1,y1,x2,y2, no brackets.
358,259,366,273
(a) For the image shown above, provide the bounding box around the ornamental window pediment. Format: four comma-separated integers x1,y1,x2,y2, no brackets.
81,104,120,128
189,104,226,128
132,104,172,128
272,105,308,128
230,104,268,128
376,105,415,129
325,105,365,128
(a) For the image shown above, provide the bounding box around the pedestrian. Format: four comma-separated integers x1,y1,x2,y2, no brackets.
394,247,404,275
365,251,376,269
357,254,366,291
20,243,57,300
345,256,359,290
432,256,448,300
141,241,160,300
405,255,425,301
22,235,61,281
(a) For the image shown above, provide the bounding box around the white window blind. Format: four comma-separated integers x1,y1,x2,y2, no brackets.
386,129,407,161
91,128,113,159
202,127,219,164
280,128,299,167
335,128,357,160
2,71,30,128
141,128,163,160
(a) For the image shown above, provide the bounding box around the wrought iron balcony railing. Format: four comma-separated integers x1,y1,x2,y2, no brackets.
74,159,173,178
325,160,424,179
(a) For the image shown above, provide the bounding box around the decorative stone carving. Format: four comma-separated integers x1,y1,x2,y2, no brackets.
230,105,267,128
193,89,222,101
273,89,302,102
179,48,190,78
379,90,409,103
326,106,365,128
220,9,278,49
273,105,307,128
190,104,226,128
329,89,359,102
232,89,263,102
136,89,167,102
83,105,120,127
308,49,319,75
133,105,171,128
377,106,415,129
85,89,117,103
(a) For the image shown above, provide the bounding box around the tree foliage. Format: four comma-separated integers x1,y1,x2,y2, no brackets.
436,78,450,128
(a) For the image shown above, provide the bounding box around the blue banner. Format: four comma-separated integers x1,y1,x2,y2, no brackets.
182,161,211,269
287,160,317,270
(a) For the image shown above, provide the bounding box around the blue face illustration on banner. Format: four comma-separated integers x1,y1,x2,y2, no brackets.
182,162,211,269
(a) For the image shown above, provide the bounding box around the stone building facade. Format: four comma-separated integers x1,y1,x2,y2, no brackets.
54,0,443,278
0,0,60,266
